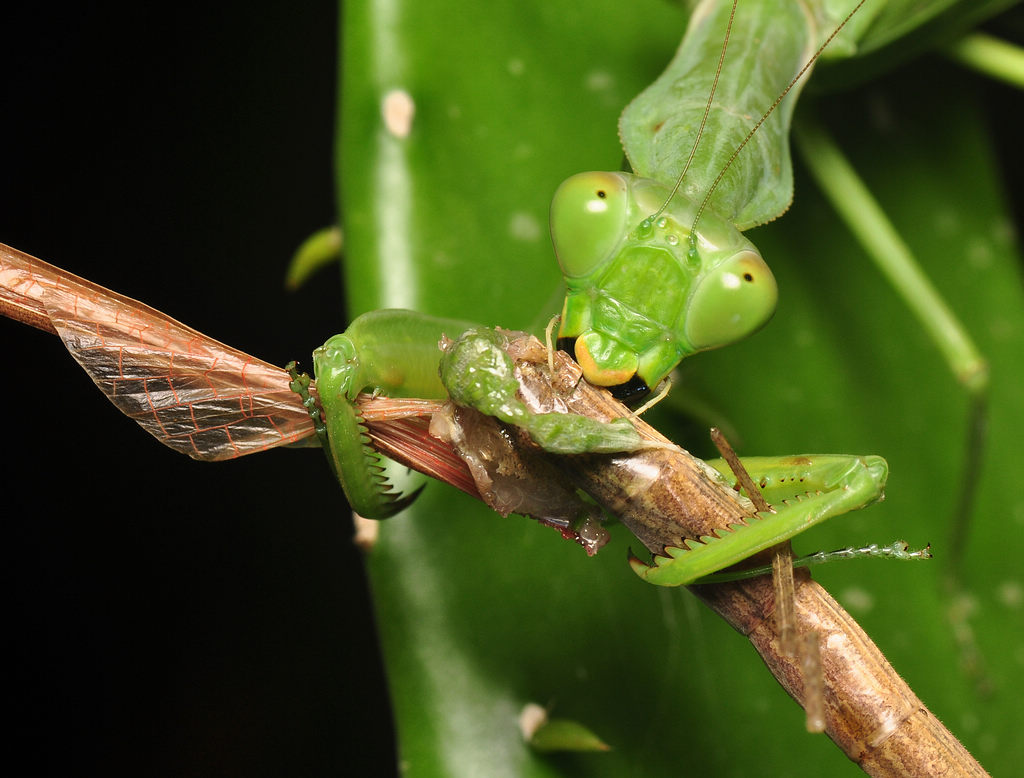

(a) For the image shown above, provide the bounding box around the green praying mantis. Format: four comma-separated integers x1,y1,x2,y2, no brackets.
303,0,920,587
4,0,1019,773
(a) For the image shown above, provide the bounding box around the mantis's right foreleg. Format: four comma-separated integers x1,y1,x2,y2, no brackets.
309,309,475,518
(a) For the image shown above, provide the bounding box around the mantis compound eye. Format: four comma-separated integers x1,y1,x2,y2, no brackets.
550,171,629,279
684,249,778,351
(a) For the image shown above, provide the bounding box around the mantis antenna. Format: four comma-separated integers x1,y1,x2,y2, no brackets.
641,0,738,229
645,0,869,258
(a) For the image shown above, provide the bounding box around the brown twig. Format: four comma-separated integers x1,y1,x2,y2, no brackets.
457,333,987,777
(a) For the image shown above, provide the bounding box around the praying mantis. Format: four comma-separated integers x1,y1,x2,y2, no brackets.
4,0,1024,775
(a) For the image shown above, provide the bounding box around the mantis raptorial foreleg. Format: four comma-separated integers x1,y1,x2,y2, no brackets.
629,455,888,587
632,453,888,587
309,309,473,518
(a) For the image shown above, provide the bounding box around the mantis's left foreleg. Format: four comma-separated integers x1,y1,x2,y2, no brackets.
632,453,889,587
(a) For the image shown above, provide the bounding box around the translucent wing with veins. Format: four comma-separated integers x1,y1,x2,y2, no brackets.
0,242,315,460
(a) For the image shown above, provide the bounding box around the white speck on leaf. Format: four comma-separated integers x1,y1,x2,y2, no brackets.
585,70,613,92
933,207,959,236
382,88,415,139
839,587,874,613
966,236,993,270
518,703,547,740
997,580,1022,608
508,211,541,242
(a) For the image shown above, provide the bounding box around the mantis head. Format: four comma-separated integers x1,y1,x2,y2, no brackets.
550,171,777,399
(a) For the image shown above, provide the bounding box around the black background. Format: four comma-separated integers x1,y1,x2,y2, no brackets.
3,4,395,775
